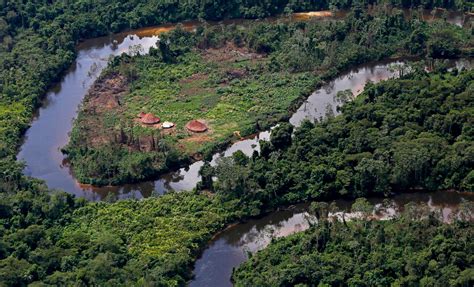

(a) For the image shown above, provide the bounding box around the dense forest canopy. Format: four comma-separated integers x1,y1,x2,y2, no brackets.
0,0,472,160
0,1,473,286
64,8,472,186
2,67,473,285
0,189,239,286
233,201,474,286
205,68,474,213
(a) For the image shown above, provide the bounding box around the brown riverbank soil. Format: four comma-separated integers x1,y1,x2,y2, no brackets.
73,43,267,157
78,72,129,147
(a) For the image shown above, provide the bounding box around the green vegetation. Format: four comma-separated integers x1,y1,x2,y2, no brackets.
54,192,231,285
233,201,474,286
1,0,334,160
65,29,319,185
3,67,473,286
7,0,455,161
206,68,474,214
0,161,240,286
66,9,472,185
0,174,240,285
1,1,474,286
1,0,370,189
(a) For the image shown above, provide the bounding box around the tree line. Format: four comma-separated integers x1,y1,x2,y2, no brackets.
233,200,474,286
0,2,473,286
2,66,472,286
64,7,472,185
204,67,474,213
1,0,472,161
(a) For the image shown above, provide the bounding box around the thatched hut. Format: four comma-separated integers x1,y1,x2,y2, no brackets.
186,120,207,133
140,113,160,125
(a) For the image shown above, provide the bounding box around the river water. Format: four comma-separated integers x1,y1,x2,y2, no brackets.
17,10,470,200
17,13,334,200
17,55,398,199
190,190,474,287
14,8,473,287
16,9,472,200
17,55,471,200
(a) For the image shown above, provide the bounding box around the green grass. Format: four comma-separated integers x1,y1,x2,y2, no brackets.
65,48,320,185
65,12,473,186
121,52,318,154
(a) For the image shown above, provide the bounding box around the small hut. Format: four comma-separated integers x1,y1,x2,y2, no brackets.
186,120,208,133
140,113,160,125
137,111,146,118
162,121,175,129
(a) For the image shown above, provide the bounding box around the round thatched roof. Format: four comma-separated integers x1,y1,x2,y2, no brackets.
140,113,160,124
186,120,207,133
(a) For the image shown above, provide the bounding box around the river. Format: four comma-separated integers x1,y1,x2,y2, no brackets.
17,9,471,200
14,8,473,287
190,190,474,286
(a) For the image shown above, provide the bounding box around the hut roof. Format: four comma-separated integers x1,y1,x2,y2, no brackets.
186,120,207,133
140,113,160,124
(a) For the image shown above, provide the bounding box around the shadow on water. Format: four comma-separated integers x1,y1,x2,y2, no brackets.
190,190,474,287
15,8,474,286
17,10,472,200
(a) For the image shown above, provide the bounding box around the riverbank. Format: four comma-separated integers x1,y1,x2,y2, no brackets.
232,209,474,286
62,9,473,188
4,2,341,164
2,3,474,287
192,190,474,286
63,34,318,186
4,55,474,287
197,67,474,284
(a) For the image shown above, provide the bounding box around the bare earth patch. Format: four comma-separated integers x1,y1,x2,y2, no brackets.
85,73,128,113
75,43,266,158
181,134,213,144
201,42,264,63
79,72,129,147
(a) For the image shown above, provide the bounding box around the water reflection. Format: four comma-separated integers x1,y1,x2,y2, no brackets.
190,190,474,287
18,31,164,200
17,9,473,200
290,61,401,126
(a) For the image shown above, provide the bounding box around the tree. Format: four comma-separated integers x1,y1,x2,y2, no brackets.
0,18,8,39
270,122,293,150
354,158,391,196
198,162,214,190
406,28,427,55
427,29,461,58
351,198,374,220
229,150,247,165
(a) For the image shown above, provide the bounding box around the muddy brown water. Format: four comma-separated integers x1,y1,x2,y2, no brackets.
15,9,473,287
17,10,470,200
190,190,474,287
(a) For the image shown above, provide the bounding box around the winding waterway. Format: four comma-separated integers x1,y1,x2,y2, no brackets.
17,10,470,200
190,190,474,286
18,12,343,200
15,8,474,287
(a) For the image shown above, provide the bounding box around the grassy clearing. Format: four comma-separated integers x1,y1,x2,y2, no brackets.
65,12,473,186
65,41,319,185
121,50,317,154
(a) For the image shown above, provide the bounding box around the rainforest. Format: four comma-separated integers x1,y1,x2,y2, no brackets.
1,0,473,286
